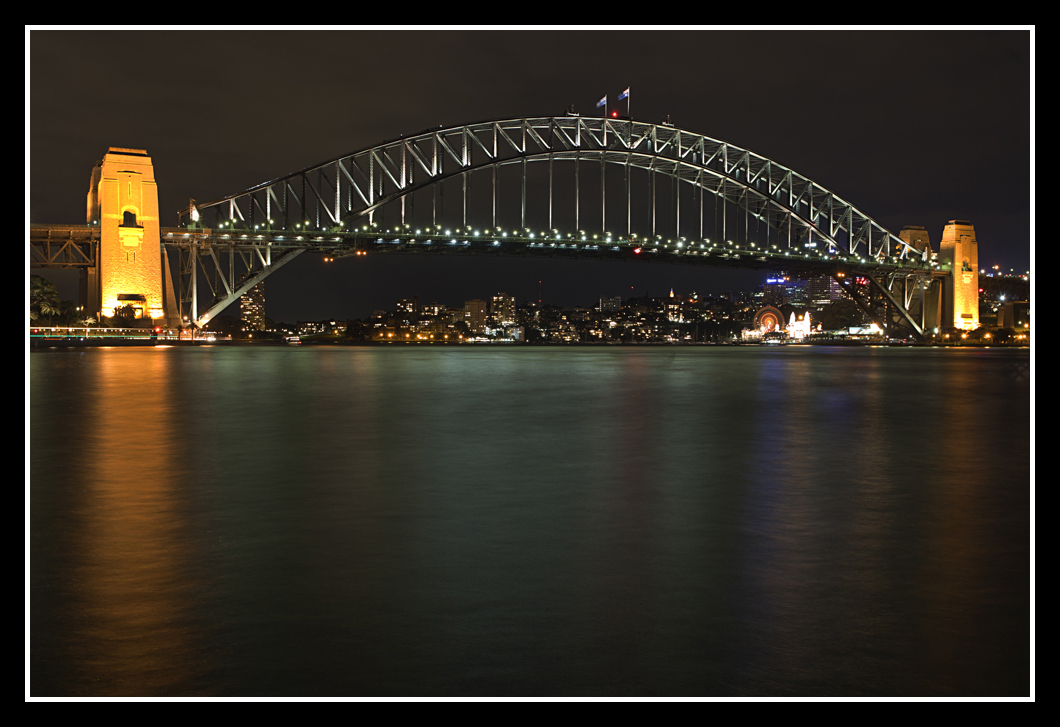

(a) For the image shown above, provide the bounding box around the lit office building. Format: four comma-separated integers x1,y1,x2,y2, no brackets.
464,299,489,334
241,282,266,331
785,279,807,306
763,277,788,305
807,276,843,307
491,293,516,326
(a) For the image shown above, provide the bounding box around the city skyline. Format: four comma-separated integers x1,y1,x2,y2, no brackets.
28,28,1033,322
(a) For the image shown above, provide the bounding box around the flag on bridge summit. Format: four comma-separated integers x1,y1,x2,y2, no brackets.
597,95,606,108
619,87,629,100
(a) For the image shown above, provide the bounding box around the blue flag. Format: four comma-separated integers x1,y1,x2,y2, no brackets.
597,95,606,108
619,88,629,100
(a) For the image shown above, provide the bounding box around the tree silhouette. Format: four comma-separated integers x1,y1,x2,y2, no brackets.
30,275,61,323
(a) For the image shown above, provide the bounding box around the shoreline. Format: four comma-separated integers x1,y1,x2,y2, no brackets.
29,337,1030,350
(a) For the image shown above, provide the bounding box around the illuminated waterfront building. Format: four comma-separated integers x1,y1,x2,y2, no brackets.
787,310,812,339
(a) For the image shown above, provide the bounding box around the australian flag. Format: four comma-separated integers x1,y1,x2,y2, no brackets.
619,88,629,100
597,95,606,108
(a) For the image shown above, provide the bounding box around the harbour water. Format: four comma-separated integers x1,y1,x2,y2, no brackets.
29,345,1032,696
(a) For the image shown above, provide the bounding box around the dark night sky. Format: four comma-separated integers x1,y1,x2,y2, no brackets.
28,28,1033,322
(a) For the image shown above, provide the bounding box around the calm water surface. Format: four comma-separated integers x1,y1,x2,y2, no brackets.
29,345,1031,696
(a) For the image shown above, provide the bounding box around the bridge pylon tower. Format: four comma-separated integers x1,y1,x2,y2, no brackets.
86,147,178,325
939,220,979,331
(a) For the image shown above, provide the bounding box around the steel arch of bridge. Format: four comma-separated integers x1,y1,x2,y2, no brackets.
174,116,941,334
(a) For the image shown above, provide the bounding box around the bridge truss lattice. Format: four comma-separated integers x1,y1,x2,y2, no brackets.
170,116,942,335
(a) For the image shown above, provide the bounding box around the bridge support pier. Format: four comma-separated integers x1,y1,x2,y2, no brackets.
78,261,99,321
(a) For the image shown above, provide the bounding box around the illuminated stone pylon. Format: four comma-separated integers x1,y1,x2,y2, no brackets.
939,220,979,331
87,148,164,322
900,225,942,332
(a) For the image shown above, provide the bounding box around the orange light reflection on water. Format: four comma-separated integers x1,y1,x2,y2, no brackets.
71,350,204,696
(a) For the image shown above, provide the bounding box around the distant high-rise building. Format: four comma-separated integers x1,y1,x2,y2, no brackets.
464,299,489,334
807,275,843,307
784,279,808,306
241,282,266,331
599,296,622,312
763,277,788,305
491,293,516,326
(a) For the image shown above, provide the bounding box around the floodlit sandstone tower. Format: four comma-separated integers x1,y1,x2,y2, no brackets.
938,220,979,331
899,225,932,256
87,148,164,322
900,225,942,332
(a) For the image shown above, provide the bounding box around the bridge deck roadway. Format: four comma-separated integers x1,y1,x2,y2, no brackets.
157,226,943,279
32,222,944,280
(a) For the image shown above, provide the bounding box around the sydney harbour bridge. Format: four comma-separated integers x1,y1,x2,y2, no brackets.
30,114,966,339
